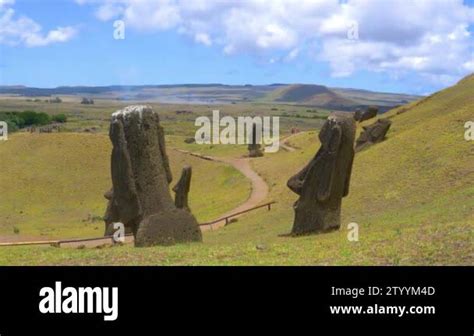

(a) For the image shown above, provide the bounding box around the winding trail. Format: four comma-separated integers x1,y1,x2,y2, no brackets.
173,149,269,231
280,132,303,152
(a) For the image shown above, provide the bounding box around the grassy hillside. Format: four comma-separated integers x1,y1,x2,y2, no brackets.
270,84,355,107
0,133,250,239
0,74,472,265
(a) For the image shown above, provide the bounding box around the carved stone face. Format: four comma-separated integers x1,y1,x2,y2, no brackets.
287,113,356,234
355,118,392,151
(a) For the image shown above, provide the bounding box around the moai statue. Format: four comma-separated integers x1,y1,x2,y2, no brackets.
248,123,264,157
104,105,202,246
0,121,7,141
353,108,363,121
287,113,356,235
355,118,392,151
359,106,378,122
173,166,192,211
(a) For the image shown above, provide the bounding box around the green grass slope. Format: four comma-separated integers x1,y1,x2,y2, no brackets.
0,75,473,265
0,133,250,239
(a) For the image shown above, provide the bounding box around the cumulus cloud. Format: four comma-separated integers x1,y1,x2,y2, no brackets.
76,0,474,83
0,0,77,47
318,0,474,84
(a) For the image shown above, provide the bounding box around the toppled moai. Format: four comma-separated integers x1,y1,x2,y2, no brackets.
356,106,378,122
103,105,202,246
287,113,355,235
173,166,192,211
248,123,264,157
355,118,392,151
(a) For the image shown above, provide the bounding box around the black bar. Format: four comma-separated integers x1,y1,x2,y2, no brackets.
0,267,471,335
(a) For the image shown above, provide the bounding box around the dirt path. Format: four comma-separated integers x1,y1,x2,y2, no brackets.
173,149,269,231
280,132,303,152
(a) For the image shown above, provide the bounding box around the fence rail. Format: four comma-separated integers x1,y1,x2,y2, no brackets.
0,234,134,247
199,201,276,227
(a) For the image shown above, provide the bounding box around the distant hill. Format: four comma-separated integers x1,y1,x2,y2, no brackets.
272,84,355,108
331,87,422,108
0,83,421,110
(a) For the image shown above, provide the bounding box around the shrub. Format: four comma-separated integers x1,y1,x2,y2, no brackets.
19,111,51,126
52,114,67,123
0,110,53,132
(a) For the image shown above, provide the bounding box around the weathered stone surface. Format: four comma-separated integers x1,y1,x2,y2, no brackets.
135,208,202,246
103,188,119,236
248,123,264,157
173,166,192,211
353,108,363,121
355,118,392,151
104,105,202,246
358,106,378,122
287,113,355,235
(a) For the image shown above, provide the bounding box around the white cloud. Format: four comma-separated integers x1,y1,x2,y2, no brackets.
76,0,474,84
0,0,77,47
194,33,212,46
285,48,300,61
317,0,474,85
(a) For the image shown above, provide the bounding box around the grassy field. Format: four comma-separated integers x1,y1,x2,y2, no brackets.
0,133,251,238
0,75,472,265
0,98,327,137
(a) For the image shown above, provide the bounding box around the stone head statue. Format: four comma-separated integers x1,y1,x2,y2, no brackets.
248,123,264,157
287,113,356,235
358,106,378,122
173,166,192,211
355,118,392,151
103,105,202,246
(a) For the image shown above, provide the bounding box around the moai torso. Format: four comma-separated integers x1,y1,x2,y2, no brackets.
104,105,202,246
287,113,356,235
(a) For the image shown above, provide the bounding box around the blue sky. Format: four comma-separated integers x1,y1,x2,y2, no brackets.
1,0,473,95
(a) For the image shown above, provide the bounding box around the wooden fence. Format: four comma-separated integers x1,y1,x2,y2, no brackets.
199,201,276,228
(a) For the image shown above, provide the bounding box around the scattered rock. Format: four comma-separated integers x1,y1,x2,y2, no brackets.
81,97,94,105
